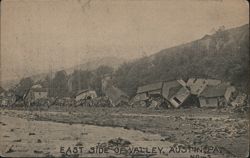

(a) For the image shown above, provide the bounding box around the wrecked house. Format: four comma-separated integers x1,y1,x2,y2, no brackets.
24,86,48,104
135,80,191,108
0,89,16,106
186,78,222,96
231,93,248,107
75,89,97,101
168,86,191,108
104,86,129,107
135,82,163,104
199,84,236,108
162,81,191,108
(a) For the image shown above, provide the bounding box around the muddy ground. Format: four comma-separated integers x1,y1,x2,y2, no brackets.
0,106,249,157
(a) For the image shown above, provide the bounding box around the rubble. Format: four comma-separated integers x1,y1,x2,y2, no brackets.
13,139,22,142
37,139,42,143
231,93,247,107
75,97,112,107
108,137,131,147
34,150,43,154
6,145,15,153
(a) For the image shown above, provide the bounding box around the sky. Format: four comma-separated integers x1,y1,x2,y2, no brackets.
1,0,249,82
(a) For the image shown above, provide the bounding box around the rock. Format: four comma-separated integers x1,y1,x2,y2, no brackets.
34,150,43,154
6,145,15,153
108,137,131,147
37,139,42,143
29,132,36,135
76,142,83,146
13,139,22,142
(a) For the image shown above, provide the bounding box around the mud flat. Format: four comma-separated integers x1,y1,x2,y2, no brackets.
0,109,247,157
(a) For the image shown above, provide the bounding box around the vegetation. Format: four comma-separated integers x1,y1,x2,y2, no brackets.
113,24,249,96
13,77,34,101
11,24,249,98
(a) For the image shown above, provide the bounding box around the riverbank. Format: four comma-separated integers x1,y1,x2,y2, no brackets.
0,108,248,157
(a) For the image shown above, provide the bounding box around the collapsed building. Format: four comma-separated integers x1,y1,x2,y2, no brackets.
186,78,222,96
199,84,236,108
24,84,48,105
133,78,240,109
134,80,191,108
74,89,97,101
0,87,16,106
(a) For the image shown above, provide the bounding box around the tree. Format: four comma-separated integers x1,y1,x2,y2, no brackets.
51,70,69,97
95,65,114,77
14,77,34,101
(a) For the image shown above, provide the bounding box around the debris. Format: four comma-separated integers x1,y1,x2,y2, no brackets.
34,150,43,154
6,145,15,153
37,139,42,143
76,142,83,146
80,132,88,135
160,134,176,142
29,132,36,135
13,139,22,142
108,137,131,147
231,93,247,107
0,122,6,126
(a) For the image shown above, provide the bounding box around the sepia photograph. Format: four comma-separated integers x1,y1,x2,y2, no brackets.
0,0,249,157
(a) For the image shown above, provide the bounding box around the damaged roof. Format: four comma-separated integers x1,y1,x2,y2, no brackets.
137,82,164,94
136,80,186,100
162,80,183,100
75,89,96,96
200,84,228,98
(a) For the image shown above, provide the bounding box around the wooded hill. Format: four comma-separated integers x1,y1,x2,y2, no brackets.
113,24,249,96
11,24,249,99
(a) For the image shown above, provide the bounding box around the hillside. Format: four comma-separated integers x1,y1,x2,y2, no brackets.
113,24,249,96
65,56,125,74
1,56,125,90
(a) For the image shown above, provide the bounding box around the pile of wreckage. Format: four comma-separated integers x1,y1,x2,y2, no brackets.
0,87,16,106
132,78,248,109
0,78,248,110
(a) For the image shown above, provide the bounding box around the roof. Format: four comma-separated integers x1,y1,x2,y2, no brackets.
200,84,228,98
206,79,222,86
105,86,128,105
75,89,94,96
186,78,207,95
186,78,222,95
162,80,182,100
137,82,164,94
168,85,183,99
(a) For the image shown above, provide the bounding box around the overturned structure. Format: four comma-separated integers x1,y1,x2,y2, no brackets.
199,84,236,108
134,80,191,108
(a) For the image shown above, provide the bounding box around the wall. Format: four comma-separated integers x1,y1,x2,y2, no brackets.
199,97,218,108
